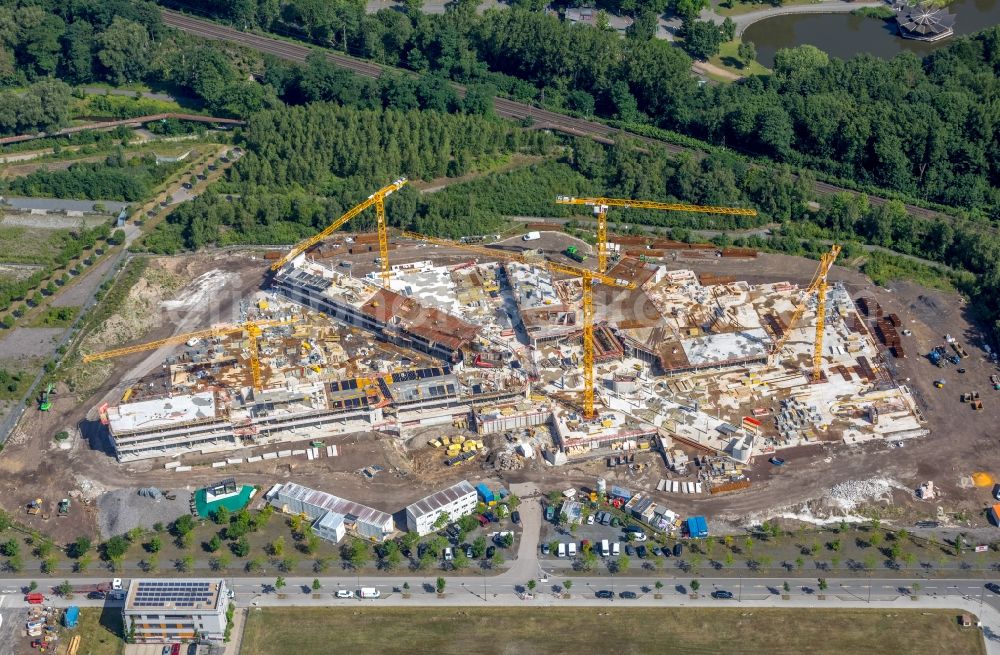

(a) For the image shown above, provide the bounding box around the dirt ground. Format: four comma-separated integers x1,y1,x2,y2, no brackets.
0,241,995,543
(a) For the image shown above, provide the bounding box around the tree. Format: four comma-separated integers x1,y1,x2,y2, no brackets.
207,535,222,553
772,44,828,78
145,536,161,553
71,536,91,559
452,551,468,570
564,580,573,592
472,536,487,558
491,550,505,568
173,515,195,536
178,554,194,572
232,537,251,558
96,18,151,84
818,578,828,591
433,511,452,531
211,554,231,571
213,506,231,525
783,581,791,592
615,555,631,573
275,576,286,591
103,535,129,561
436,576,446,594
721,17,736,41
690,579,700,592
57,580,73,597
737,41,756,67
312,578,322,591
1,539,19,557
269,536,285,557
681,20,723,61
655,580,664,592
526,579,536,592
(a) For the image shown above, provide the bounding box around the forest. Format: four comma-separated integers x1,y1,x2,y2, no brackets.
161,1,1000,216
4,150,178,201
140,103,554,251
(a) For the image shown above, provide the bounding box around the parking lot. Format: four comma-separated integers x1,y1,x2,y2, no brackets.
538,503,684,568
392,503,524,570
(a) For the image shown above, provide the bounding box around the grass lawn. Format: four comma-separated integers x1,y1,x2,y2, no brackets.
62,607,125,655
29,306,79,328
711,40,771,77
0,226,73,266
241,607,984,655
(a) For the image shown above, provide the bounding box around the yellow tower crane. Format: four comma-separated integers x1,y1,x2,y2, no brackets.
554,196,759,273
398,230,636,419
269,178,408,286
769,244,841,382
82,318,296,391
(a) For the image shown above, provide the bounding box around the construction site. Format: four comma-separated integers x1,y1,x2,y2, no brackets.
75,185,922,487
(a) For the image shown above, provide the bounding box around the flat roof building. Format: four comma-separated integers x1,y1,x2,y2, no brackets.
269,482,394,541
123,578,230,644
405,479,477,536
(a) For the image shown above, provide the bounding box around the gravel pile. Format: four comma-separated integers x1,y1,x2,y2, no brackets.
828,478,894,512
97,488,193,538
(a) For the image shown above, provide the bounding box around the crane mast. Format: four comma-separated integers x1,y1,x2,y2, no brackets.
397,230,635,418
82,318,296,391
270,179,408,284
769,244,841,382
555,196,758,273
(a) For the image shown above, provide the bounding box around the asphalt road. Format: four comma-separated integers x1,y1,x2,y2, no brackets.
2,575,999,652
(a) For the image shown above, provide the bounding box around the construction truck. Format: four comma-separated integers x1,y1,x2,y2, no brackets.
39,383,54,411
58,499,70,517
564,246,586,263
27,498,43,515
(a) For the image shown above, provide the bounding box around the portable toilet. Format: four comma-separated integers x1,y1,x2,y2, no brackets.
64,605,80,629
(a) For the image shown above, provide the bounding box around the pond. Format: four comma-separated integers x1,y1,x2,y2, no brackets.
743,0,1000,66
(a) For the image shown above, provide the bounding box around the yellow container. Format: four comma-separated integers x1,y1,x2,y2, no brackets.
441,436,451,445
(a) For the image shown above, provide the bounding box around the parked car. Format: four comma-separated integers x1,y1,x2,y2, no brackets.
986,583,1000,595
636,545,647,558
711,590,734,599
611,517,621,527
587,514,595,525
545,506,556,521
625,545,635,556
511,510,521,524
443,547,454,561
673,543,683,557
633,533,647,542
465,545,474,558
651,546,662,556
612,542,620,556
336,589,353,599
599,512,610,526
486,545,496,558
541,542,550,555
624,524,644,533
619,591,637,599
595,590,614,599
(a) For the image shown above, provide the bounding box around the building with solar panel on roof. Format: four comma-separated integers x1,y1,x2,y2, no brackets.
123,578,231,644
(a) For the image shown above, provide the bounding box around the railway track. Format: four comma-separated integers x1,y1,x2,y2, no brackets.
162,9,955,227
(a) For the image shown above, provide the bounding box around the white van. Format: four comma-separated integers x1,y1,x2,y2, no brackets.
612,542,621,556
523,231,540,241
359,587,381,599
601,539,610,557
557,543,567,558
568,542,577,557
